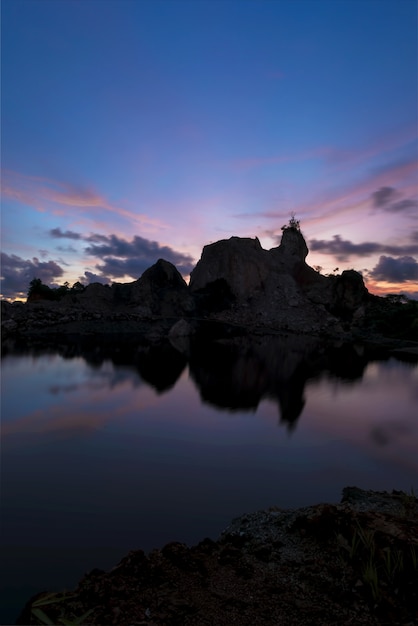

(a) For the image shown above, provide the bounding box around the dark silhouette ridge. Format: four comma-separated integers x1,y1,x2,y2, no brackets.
1,227,417,345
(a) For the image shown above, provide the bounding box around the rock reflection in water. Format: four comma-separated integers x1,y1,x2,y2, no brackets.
186,335,369,430
3,333,373,430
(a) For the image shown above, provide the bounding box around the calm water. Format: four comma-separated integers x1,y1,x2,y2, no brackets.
1,335,417,623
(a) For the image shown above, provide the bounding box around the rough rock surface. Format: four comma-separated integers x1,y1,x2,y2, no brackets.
17,488,418,626
1,228,415,345
124,258,195,317
189,236,271,299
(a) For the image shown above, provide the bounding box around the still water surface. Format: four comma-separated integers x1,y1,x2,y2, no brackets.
1,336,417,623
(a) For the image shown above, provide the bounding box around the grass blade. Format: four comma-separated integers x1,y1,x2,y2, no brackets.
31,607,55,625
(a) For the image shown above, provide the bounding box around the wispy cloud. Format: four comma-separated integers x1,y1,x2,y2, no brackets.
1,170,167,232
256,155,418,241
321,125,417,171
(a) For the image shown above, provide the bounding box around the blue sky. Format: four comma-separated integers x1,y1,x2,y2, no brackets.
1,0,417,300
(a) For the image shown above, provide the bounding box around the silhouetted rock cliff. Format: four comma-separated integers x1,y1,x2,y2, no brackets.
2,227,416,346
189,227,367,334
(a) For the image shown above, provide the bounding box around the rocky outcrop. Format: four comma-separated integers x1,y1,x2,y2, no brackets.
1,228,407,342
189,236,270,299
269,225,309,268
115,259,196,317
16,488,418,626
189,227,368,332
330,269,369,319
189,229,311,300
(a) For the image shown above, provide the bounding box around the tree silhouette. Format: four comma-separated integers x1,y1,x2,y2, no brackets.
27,278,71,301
281,213,300,231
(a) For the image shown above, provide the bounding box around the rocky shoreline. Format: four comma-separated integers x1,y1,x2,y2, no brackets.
17,488,418,625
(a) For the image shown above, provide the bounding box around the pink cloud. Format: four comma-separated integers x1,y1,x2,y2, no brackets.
1,170,167,233
257,155,418,230
322,124,417,170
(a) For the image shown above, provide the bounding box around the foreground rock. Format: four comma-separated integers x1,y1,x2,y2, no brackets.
17,488,418,625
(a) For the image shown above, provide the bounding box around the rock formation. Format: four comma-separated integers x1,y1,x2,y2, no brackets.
113,258,195,317
0,227,403,342
189,226,367,333
189,236,270,299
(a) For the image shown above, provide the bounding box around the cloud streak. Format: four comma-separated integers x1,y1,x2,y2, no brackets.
1,170,166,232
251,150,418,229
309,233,418,262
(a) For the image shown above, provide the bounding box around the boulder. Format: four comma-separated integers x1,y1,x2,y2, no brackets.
129,259,195,317
330,270,369,320
190,237,273,300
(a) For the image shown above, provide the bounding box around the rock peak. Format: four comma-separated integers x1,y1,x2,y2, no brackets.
273,227,308,263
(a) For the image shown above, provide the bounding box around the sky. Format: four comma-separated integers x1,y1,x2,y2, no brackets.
1,0,417,301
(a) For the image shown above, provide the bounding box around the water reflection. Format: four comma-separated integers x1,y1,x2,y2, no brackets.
1,335,417,625
2,333,388,432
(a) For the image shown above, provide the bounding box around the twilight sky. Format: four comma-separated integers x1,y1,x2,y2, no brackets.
1,0,417,301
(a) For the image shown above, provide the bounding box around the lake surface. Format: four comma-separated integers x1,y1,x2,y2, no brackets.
1,334,417,624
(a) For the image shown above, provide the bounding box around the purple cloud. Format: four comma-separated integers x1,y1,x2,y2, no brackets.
50,228,82,240
370,186,417,214
0,253,65,298
84,234,195,278
309,234,418,262
369,256,418,283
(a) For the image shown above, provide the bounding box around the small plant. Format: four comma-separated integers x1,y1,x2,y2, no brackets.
58,610,94,626
281,213,300,231
30,592,94,625
348,529,362,560
362,558,380,602
339,516,418,615
355,523,376,555
382,547,404,583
